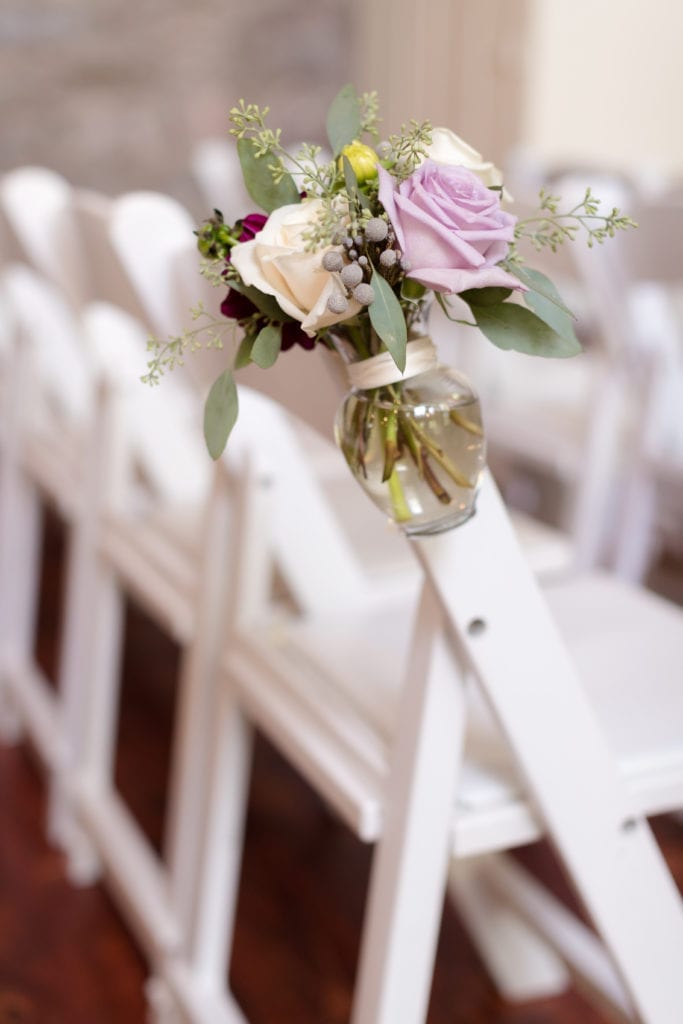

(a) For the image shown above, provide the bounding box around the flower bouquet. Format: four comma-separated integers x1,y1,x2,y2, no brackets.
145,85,634,534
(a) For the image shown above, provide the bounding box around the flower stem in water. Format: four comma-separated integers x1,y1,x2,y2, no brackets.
387,467,412,522
449,408,484,436
380,407,411,520
406,417,474,489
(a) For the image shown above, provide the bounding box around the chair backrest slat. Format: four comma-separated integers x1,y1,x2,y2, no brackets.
227,388,370,615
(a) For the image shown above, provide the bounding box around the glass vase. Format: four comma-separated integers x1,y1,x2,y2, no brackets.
334,363,486,536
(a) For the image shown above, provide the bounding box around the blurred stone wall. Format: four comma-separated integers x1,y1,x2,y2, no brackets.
0,0,353,214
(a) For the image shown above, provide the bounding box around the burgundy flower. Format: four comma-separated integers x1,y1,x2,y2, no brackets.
220,288,258,321
282,322,316,351
222,213,268,268
237,213,267,243
220,287,316,353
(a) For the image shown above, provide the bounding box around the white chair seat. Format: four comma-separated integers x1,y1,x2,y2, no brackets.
508,510,574,577
231,570,683,856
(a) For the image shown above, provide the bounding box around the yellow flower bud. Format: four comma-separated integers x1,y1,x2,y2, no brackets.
339,140,378,183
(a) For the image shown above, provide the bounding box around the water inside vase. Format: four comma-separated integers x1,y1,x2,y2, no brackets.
336,371,486,535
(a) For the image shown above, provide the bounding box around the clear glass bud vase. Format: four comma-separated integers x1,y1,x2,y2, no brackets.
334,363,487,536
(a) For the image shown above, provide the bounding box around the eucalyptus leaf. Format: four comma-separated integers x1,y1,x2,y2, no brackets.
435,292,476,325
513,267,579,346
523,290,580,346
326,83,361,155
469,302,582,358
369,270,407,372
234,335,255,369
237,138,300,214
510,265,574,316
251,323,282,369
342,155,359,202
459,287,513,307
342,155,370,210
204,369,238,460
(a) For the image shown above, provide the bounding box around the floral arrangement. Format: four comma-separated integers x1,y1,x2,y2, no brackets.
144,84,633,528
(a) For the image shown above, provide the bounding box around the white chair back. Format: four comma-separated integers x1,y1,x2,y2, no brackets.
71,189,148,320
109,191,197,338
190,137,251,224
1,166,89,311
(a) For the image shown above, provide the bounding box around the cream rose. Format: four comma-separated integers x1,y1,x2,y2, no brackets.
230,199,360,336
425,127,510,199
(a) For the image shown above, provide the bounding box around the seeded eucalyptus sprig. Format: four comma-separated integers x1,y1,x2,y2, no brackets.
385,120,433,180
229,99,337,202
510,186,637,260
358,90,381,138
142,303,233,386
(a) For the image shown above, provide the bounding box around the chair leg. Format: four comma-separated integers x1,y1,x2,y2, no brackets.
351,584,467,1024
164,472,240,942
145,976,184,1024
0,472,42,740
612,473,658,582
417,477,683,1024
448,858,570,1002
182,680,253,1001
50,562,125,883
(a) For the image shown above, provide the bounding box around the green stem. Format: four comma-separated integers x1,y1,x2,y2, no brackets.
387,467,412,522
449,408,484,437
398,413,452,505
408,418,474,489
381,407,411,521
381,408,399,481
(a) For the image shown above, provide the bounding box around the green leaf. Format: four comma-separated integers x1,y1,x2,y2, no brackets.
251,323,282,368
326,83,361,155
342,155,370,211
369,270,407,372
401,278,427,302
229,278,294,321
204,369,238,460
459,287,513,307
435,292,476,325
511,266,579,346
237,138,300,214
468,302,582,358
510,265,575,316
234,334,254,369
342,155,359,207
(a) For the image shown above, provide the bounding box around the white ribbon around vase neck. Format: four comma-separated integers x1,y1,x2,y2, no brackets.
345,337,438,390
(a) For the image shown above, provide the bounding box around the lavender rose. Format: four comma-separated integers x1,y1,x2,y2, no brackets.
377,160,522,295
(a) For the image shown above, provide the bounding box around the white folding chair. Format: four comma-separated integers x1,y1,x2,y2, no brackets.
50,189,416,1022
39,185,218,954
155,391,683,1024
0,168,96,767
444,178,637,572
600,200,683,582
0,175,225,1005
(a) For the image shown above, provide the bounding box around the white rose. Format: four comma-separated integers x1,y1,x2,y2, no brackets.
230,199,360,336
425,127,511,198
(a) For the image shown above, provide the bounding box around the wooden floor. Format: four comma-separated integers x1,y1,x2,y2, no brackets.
1,508,682,1024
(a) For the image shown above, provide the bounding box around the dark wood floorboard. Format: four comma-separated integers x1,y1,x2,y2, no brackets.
1,510,683,1022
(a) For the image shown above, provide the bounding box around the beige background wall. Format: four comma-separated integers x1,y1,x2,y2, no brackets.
353,0,528,168
5,1,682,199
521,0,683,178
0,0,352,211
357,0,683,182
